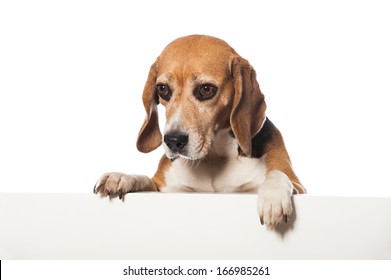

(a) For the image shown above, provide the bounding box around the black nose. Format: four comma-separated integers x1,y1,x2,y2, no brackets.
164,133,189,152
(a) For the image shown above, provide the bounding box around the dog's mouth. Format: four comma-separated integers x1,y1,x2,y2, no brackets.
163,137,208,161
164,147,206,161
169,153,200,161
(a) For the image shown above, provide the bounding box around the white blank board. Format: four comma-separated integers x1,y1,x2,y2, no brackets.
0,193,390,259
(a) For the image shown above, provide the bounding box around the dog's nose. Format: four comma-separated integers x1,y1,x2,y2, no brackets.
164,134,189,152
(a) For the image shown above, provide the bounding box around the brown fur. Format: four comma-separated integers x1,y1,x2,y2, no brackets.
261,123,306,194
136,62,161,153
230,56,266,156
151,155,171,190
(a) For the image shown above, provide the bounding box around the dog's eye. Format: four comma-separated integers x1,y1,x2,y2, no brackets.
195,84,217,100
156,84,171,101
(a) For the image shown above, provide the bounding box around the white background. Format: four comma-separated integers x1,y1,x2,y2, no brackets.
1,0,390,196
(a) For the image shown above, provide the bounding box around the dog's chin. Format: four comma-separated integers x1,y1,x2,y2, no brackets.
166,153,203,161
165,150,206,161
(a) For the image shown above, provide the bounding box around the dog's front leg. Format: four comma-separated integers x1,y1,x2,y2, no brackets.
257,170,294,230
94,172,158,199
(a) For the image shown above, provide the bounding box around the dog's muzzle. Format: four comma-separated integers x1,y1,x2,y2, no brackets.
164,133,189,153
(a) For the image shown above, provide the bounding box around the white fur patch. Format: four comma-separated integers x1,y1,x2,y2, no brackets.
163,155,267,193
164,107,182,134
161,129,267,193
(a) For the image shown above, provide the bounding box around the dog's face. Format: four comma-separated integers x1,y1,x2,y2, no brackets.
155,36,236,160
136,35,267,160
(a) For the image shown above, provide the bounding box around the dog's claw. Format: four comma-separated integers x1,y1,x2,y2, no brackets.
260,216,264,225
119,190,123,200
94,181,107,195
93,184,101,194
284,214,288,223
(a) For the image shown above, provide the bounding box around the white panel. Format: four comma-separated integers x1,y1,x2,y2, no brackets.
0,193,390,259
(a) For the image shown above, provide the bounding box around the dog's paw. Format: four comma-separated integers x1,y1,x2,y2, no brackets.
93,172,138,199
257,170,294,230
93,173,157,199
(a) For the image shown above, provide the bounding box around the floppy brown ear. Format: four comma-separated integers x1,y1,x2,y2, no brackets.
136,61,162,153
230,56,267,156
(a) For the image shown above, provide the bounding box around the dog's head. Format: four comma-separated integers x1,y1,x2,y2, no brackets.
136,35,266,160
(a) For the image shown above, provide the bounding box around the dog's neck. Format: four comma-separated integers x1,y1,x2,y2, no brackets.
207,128,239,159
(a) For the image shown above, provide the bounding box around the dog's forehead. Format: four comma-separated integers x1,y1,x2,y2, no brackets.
157,35,237,76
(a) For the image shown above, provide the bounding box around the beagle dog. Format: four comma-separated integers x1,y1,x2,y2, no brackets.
94,35,306,229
